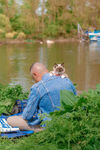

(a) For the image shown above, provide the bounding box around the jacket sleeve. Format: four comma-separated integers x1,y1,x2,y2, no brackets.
22,86,40,120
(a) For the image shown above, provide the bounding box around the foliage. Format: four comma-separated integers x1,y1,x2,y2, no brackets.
17,32,26,39
0,28,5,39
1,0,100,39
44,23,60,37
0,84,29,115
34,84,100,150
5,32,17,39
10,15,23,32
0,28,4,34
0,14,12,32
0,84,100,150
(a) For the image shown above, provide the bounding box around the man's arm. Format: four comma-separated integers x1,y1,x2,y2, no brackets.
22,86,40,121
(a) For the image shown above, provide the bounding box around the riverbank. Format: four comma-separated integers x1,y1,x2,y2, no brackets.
0,38,80,45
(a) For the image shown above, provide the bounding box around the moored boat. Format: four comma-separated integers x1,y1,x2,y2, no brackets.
88,31,100,42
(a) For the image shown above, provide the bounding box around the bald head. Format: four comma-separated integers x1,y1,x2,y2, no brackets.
30,63,48,82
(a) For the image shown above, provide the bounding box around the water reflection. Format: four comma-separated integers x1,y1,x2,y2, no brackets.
0,42,100,92
89,42,100,51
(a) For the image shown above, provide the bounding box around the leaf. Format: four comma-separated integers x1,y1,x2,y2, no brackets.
96,84,100,92
60,90,77,110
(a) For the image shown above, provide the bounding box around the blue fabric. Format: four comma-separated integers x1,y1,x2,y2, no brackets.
22,73,77,125
1,130,33,138
0,113,34,138
16,99,28,112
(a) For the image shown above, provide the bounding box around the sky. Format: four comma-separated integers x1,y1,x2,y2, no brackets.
16,0,23,5
16,0,47,15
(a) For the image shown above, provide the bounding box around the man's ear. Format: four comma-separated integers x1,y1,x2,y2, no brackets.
61,63,64,67
33,72,37,76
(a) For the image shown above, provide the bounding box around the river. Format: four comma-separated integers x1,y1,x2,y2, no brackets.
0,41,100,93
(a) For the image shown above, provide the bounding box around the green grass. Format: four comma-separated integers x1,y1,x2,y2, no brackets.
0,84,100,150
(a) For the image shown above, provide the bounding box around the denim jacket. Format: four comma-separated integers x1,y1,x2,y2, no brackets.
22,73,77,125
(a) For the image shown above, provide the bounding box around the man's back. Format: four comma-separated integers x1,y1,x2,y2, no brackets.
7,63,77,131
25,73,76,117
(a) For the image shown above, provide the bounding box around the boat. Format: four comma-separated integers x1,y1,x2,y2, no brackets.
77,24,100,42
77,24,89,42
88,31,100,42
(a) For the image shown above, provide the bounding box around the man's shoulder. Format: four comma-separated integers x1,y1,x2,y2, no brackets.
30,73,57,89
31,81,42,89
31,74,73,90
63,77,73,83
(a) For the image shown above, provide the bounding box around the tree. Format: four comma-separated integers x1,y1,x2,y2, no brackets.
19,0,40,35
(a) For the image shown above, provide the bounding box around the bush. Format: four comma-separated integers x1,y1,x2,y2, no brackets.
35,84,100,150
0,29,4,34
0,28,5,39
5,32,17,39
0,84,29,114
10,15,22,31
0,84,100,150
44,23,59,37
17,32,26,39
0,14,12,32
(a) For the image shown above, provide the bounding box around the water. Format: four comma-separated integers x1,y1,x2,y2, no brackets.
0,42,100,92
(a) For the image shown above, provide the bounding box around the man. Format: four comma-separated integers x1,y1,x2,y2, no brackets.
7,62,76,132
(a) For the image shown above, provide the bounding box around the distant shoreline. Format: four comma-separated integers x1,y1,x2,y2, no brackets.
0,38,80,45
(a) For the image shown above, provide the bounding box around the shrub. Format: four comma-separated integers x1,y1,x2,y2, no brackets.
0,28,5,39
10,15,22,31
0,84,29,115
5,32,17,39
0,29,4,34
0,84,100,150
5,32,15,39
17,32,26,39
0,14,12,32
35,84,100,150
44,23,59,37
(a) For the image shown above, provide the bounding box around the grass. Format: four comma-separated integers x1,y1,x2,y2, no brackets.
0,84,100,150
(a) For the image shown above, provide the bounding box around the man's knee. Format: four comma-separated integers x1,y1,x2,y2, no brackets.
7,116,22,127
7,116,30,130
7,116,13,126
